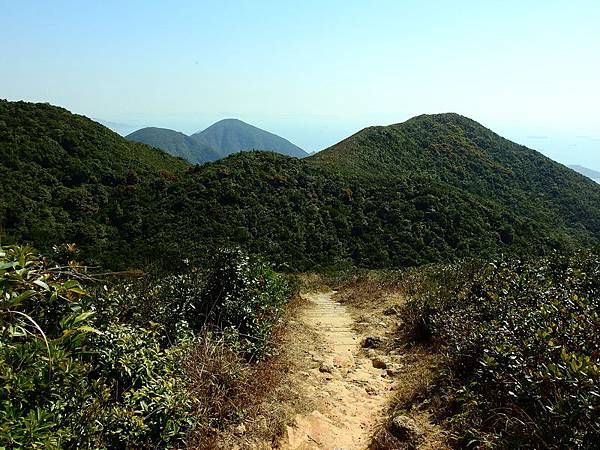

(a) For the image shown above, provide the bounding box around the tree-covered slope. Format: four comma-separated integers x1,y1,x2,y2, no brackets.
115,151,579,271
310,113,600,239
126,126,221,164
0,100,189,257
1,101,597,271
192,118,307,158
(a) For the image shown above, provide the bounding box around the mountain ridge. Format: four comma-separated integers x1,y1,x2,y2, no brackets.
2,100,599,271
126,118,307,164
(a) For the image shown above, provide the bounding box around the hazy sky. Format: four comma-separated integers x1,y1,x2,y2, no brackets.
2,1,599,165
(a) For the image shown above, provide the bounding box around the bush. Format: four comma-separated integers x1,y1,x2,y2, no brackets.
0,245,291,448
403,251,600,449
197,248,290,358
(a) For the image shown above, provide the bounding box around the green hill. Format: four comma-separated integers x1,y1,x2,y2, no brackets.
2,101,599,270
0,100,189,259
192,118,307,158
311,113,600,239
126,118,307,164
126,126,221,163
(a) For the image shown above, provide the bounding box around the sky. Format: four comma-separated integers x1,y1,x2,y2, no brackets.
1,0,599,166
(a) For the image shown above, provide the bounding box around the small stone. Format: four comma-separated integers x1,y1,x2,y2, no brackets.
362,336,384,349
372,357,387,369
390,415,421,442
319,362,335,373
234,423,246,435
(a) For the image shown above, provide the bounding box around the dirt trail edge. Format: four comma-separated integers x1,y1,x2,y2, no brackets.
279,291,395,450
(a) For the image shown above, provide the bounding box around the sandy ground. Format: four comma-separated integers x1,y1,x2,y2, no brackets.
219,287,448,450
278,291,396,450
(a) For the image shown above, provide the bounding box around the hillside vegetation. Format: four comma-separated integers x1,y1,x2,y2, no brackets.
3,100,600,449
0,100,189,262
312,113,600,238
2,101,599,272
0,245,291,448
397,250,600,448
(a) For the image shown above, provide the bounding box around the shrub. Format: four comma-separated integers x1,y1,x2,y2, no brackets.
197,248,290,358
403,251,600,449
0,245,291,448
0,245,100,448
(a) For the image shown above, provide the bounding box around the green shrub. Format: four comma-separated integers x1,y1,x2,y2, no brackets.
0,246,99,448
197,248,290,358
403,251,600,449
0,245,291,448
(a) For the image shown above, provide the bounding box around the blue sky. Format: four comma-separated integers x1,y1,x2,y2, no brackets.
1,0,599,166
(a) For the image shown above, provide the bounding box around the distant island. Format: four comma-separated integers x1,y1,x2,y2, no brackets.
569,164,600,183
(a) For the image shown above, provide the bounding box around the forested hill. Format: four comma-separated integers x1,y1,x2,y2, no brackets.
192,118,307,158
0,100,188,253
310,113,600,238
125,126,221,164
126,118,307,164
1,101,599,270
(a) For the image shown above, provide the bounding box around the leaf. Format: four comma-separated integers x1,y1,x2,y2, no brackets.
33,279,50,291
73,311,95,325
62,280,80,289
68,287,87,296
76,325,104,335
6,290,36,307
0,261,17,270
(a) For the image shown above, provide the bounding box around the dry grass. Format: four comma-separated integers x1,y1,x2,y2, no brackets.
189,293,314,449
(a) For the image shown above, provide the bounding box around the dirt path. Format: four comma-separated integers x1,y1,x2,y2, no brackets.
279,291,395,449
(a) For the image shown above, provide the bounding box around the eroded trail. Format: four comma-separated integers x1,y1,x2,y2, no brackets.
280,292,395,449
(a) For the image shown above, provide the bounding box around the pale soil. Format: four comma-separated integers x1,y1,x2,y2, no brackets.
279,291,396,449
218,287,449,450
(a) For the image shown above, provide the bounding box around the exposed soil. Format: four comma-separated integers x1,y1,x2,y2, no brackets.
216,287,448,450
279,291,395,449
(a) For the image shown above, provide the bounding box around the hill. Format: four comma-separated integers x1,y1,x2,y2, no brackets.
2,101,599,271
192,118,307,158
126,126,221,164
569,164,600,183
310,113,600,239
0,100,189,260
126,119,307,163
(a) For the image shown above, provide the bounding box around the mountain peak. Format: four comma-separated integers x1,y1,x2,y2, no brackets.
192,119,307,158
126,118,307,162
